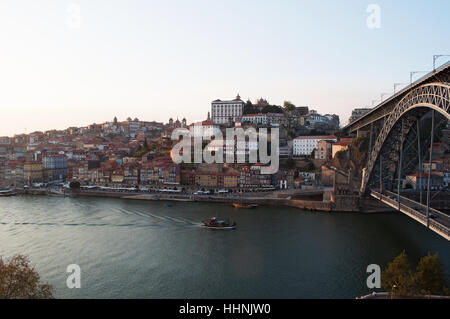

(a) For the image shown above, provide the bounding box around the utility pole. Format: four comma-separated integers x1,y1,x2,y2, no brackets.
379,155,382,194
397,119,404,210
433,55,450,71
410,71,427,86
426,111,435,228
417,120,422,204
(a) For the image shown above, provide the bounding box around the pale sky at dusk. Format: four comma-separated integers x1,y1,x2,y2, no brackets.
0,0,449,136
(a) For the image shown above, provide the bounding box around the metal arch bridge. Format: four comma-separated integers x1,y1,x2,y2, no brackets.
343,61,450,241
343,61,450,134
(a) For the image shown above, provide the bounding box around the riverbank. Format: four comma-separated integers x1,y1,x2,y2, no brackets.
13,188,393,213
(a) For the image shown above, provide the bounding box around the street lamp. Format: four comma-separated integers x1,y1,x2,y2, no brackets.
391,284,398,299
394,83,407,93
433,55,450,71
410,71,427,85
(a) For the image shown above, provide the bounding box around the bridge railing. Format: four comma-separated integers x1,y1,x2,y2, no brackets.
384,190,449,219
429,219,450,238
371,190,450,238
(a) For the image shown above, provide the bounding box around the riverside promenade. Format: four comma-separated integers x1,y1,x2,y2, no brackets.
14,187,392,213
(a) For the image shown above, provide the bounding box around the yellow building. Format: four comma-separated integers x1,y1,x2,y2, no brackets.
24,161,44,184
195,173,218,187
223,174,238,188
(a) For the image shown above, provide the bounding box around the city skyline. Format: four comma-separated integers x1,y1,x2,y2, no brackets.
1,0,449,136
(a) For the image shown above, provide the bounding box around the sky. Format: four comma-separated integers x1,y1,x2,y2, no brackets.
0,0,449,137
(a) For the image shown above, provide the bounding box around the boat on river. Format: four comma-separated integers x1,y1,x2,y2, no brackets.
232,203,258,209
202,217,236,230
0,189,16,197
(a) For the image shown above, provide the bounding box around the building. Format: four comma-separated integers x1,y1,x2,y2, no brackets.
24,161,44,184
43,154,68,182
348,108,371,124
239,164,273,189
211,94,245,125
315,139,334,160
241,113,268,126
188,120,221,138
405,174,444,190
332,140,352,158
293,135,337,156
241,113,287,127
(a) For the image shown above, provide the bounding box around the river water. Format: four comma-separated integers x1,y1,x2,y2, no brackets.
0,195,448,299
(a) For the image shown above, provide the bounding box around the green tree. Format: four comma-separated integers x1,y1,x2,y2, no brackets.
0,255,54,299
261,105,283,114
382,251,414,297
382,251,449,298
243,101,256,114
283,101,296,112
413,253,447,296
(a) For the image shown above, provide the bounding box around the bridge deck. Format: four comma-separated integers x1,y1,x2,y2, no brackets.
370,189,450,241
344,61,450,133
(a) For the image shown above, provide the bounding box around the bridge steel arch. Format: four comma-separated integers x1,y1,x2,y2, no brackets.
361,82,450,195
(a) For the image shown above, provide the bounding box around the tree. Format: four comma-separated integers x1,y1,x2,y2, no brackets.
261,105,283,114
413,253,447,296
0,255,54,299
381,250,414,297
283,101,296,112
382,251,449,298
243,100,256,114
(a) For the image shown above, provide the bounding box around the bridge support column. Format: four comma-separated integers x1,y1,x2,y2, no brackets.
426,110,435,228
368,123,374,160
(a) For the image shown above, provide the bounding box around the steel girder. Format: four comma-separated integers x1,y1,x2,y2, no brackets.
361,83,450,195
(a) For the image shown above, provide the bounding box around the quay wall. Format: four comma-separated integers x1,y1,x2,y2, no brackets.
12,189,393,213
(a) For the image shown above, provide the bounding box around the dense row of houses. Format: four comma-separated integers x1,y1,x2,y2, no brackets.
0,154,68,185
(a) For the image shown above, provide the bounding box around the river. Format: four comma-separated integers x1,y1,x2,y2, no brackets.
0,195,448,298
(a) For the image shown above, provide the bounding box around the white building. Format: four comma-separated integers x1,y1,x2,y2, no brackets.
348,108,371,124
293,135,337,156
211,94,245,125
188,120,222,138
241,113,268,126
241,113,286,127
